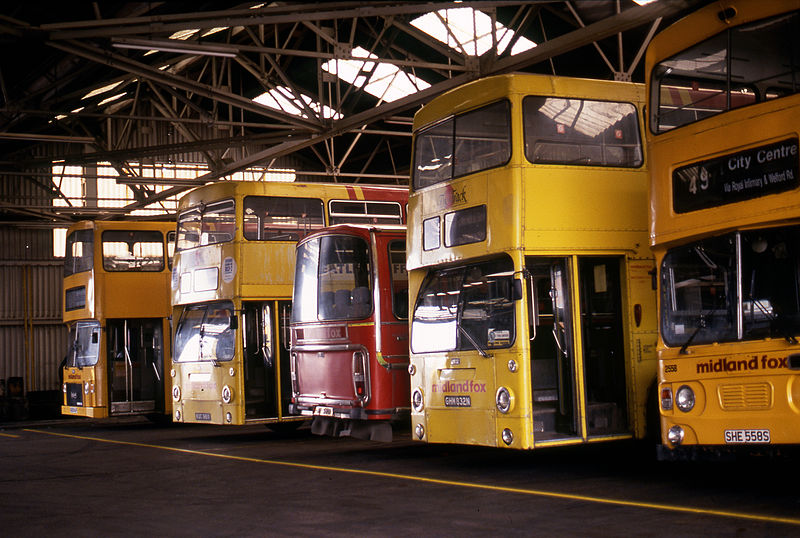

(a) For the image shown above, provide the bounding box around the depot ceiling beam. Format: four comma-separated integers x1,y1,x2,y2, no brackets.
487,0,699,75
45,39,324,130
0,132,95,143
42,2,542,39
132,0,701,211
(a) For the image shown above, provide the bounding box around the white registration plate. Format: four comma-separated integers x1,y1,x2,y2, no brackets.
724,429,771,444
444,395,471,408
314,406,334,416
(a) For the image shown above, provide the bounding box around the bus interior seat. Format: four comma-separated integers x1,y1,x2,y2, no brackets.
333,288,351,318
350,286,371,318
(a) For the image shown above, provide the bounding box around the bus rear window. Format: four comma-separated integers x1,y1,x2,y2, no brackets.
292,234,372,322
329,200,403,225
243,196,323,241
64,229,93,276
102,230,164,272
523,96,642,167
651,10,800,132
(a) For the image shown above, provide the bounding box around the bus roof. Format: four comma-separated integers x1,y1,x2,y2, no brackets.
177,180,408,211
66,219,175,235
296,223,406,245
412,73,645,132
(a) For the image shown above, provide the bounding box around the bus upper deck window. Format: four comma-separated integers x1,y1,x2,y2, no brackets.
523,96,642,167
412,100,511,190
64,229,94,276
102,230,165,272
243,196,324,241
176,200,235,251
652,11,800,132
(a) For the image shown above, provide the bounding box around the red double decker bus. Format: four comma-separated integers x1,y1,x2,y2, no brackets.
289,224,409,441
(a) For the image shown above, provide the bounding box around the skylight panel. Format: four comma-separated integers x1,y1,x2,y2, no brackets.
97,92,127,107
81,81,124,100
253,86,342,120
169,29,200,40
321,47,431,103
411,7,536,56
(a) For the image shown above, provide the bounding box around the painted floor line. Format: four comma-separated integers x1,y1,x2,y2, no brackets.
25,428,800,527
0,432,20,438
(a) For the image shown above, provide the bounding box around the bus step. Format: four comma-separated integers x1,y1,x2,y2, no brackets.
532,407,555,433
586,402,624,434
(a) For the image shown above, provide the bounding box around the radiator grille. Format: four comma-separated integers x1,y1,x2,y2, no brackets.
718,382,771,410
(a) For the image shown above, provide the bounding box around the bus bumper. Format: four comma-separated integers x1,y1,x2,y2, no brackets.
61,405,108,418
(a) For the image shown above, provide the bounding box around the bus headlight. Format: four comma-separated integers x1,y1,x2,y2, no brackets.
667,425,684,446
172,385,181,402
415,423,425,440
175,410,182,421
412,389,424,412
222,385,233,404
501,428,514,445
62,383,67,393
408,363,416,376
496,387,512,414
675,385,695,412
226,412,232,423
84,381,90,394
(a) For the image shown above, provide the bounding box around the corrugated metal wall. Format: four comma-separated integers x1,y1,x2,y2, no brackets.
0,227,67,394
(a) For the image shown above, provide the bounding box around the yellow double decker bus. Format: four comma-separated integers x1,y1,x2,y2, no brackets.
646,0,800,455
61,220,175,420
407,73,657,449
170,181,407,426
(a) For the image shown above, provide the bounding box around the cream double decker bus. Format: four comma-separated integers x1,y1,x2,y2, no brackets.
407,73,657,449
171,181,407,426
646,0,800,455
62,220,175,420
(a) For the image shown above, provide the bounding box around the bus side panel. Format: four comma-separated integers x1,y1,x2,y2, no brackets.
624,257,659,438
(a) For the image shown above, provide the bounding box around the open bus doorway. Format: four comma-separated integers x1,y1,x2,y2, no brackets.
107,319,164,416
527,256,629,443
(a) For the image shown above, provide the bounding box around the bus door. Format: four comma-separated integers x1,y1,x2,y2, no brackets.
527,256,629,442
242,300,293,419
578,258,628,437
107,319,163,415
527,259,578,441
242,301,276,419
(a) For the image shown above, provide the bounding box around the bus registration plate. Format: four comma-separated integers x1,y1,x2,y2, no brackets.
444,395,471,407
724,429,770,444
314,406,334,416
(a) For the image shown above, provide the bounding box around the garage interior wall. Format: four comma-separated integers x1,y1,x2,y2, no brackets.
0,226,66,396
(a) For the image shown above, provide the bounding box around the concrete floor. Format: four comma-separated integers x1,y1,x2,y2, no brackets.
1,417,799,536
